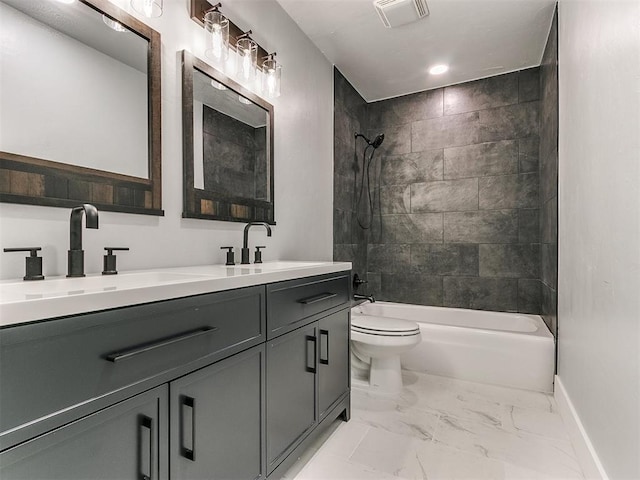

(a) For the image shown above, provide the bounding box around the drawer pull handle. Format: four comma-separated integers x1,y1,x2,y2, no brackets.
305,335,317,374
139,415,153,480
180,396,196,461
319,329,329,365
105,327,217,362
297,292,337,305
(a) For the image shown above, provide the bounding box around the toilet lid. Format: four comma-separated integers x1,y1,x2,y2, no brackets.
352,314,420,336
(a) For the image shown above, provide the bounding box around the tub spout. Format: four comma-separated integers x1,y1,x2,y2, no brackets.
354,293,375,303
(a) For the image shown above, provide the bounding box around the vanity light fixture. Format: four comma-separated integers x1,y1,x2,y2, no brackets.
131,0,163,18
204,3,229,64
236,31,258,82
429,64,449,75
261,53,281,98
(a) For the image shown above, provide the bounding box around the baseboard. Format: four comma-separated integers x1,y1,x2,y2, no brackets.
554,375,610,480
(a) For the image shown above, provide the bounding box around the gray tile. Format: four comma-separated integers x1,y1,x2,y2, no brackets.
379,185,411,214
368,244,410,274
381,274,443,306
518,136,539,173
367,89,443,127
519,208,540,243
444,210,519,243
333,243,366,276
381,150,443,185
518,279,542,314
541,196,558,244
411,178,478,213
444,73,519,115
334,136,357,177
541,283,557,337
443,277,518,312
412,112,480,152
541,242,558,290
540,146,558,203
334,102,362,152
333,208,351,245
478,102,539,143
334,67,366,119
444,140,518,179
373,124,412,156
518,67,540,102
381,213,443,243
479,244,540,278
479,173,539,210
334,173,354,211
411,244,479,276
364,272,381,298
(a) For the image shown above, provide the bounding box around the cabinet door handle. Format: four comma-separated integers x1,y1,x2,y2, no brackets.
180,396,196,461
139,415,153,480
105,327,217,362
319,329,329,365
305,335,317,374
297,292,337,305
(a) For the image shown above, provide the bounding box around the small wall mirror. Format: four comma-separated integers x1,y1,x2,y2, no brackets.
0,0,162,215
182,50,274,224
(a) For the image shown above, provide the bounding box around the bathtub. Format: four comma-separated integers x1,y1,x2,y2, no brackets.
352,302,555,393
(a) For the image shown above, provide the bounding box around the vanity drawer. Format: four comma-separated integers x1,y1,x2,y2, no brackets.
266,272,350,338
0,285,265,451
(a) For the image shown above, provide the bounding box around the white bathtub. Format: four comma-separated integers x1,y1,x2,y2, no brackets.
352,302,555,393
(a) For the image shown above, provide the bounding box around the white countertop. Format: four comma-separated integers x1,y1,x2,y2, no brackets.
0,261,352,327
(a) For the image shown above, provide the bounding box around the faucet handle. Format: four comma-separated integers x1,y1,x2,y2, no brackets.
102,247,129,275
220,246,235,266
3,247,45,281
254,246,266,264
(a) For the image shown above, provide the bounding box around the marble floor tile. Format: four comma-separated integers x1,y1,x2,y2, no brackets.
290,371,583,480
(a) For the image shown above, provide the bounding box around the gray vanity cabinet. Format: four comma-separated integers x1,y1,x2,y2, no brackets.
0,385,168,480
318,310,350,420
266,323,318,473
170,344,266,480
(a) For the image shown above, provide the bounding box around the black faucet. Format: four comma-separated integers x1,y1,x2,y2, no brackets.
67,204,99,277
241,222,272,264
354,293,375,303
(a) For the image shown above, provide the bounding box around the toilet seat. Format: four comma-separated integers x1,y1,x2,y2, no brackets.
352,314,420,337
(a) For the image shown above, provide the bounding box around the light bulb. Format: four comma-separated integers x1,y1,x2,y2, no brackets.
143,0,153,17
131,0,162,18
211,25,222,59
242,50,251,80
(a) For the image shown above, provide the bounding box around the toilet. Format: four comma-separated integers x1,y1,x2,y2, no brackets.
350,310,421,393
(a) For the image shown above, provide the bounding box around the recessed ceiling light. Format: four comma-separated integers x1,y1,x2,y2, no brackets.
429,64,449,75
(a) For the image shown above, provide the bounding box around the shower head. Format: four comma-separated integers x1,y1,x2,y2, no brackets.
370,133,384,149
355,132,385,149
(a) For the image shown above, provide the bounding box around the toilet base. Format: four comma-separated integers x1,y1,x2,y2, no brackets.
369,355,403,393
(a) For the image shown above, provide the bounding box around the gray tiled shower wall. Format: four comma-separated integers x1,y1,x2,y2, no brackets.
539,8,559,335
334,64,556,316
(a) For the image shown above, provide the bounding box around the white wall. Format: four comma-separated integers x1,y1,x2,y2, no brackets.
557,1,640,478
0,0,334,279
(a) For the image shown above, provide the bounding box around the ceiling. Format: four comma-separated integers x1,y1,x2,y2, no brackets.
276,0,556,102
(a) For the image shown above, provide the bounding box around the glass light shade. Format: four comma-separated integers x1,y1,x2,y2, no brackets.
204,10,229,63
131,0,163,18
262,57,281,98
102,15,127,32
236,37,257,82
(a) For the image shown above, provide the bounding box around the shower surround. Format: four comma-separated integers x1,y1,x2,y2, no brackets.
334,66,548,316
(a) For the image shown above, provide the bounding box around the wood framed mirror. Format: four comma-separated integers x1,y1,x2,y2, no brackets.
181,50,274,224
0,0,162,215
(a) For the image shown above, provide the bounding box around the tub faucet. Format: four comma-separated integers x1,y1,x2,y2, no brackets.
354,293,375,303
241,222,272,264
67,203,99,277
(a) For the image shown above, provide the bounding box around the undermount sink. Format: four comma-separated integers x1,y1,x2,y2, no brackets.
0,272,212,303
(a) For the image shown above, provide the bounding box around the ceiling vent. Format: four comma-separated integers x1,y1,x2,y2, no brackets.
373,0,429,28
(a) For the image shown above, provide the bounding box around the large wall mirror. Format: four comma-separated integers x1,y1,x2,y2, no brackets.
182,50,274,224
0,0,162,215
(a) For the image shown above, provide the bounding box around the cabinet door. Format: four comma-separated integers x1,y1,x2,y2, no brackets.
266,323,317,474
0,386,167,480
318,310,350,419
170,345,266,480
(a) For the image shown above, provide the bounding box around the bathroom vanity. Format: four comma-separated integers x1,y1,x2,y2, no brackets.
0,261,351,479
